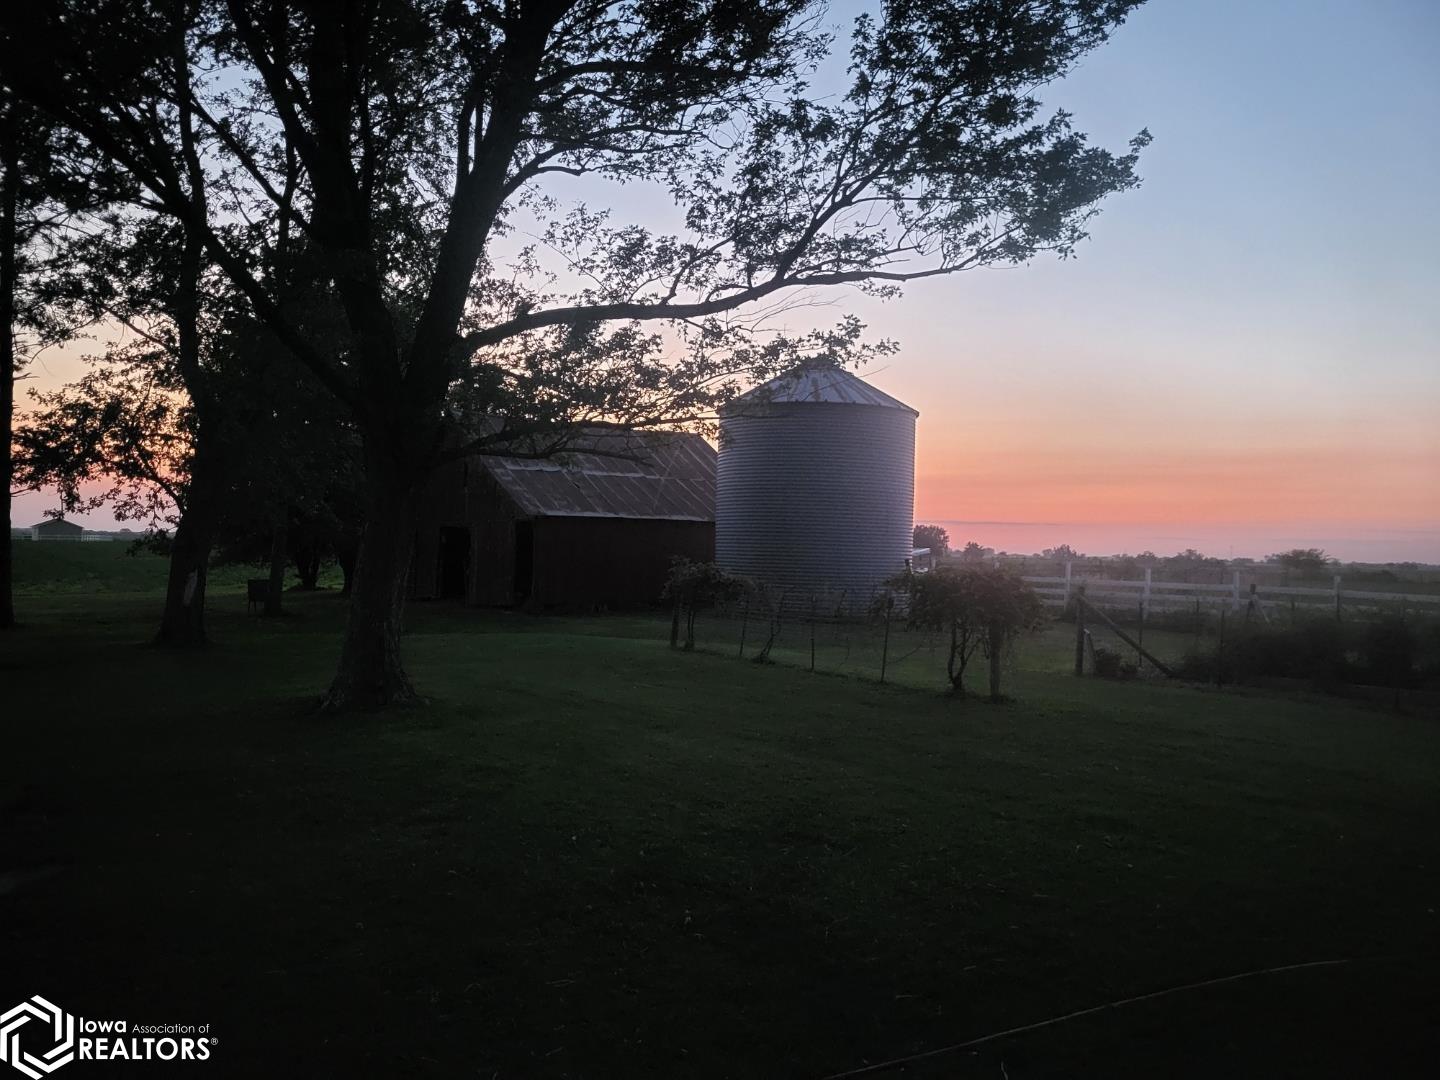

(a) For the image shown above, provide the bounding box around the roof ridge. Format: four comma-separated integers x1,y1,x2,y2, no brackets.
724,365,917,415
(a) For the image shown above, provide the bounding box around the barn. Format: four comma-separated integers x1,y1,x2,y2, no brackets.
30,518,84,542
410,430,715,610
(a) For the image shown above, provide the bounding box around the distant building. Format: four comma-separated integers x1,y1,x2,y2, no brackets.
30,518,84,542
411,430,715,610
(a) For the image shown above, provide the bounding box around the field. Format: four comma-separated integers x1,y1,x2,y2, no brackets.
4,544,1440,1077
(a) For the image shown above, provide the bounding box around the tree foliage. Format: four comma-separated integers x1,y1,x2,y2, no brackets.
2,89,128,627
663,557,747,651
957,540,993,562
913,523,950,559
1267,548,1331,578
892,563,1045,700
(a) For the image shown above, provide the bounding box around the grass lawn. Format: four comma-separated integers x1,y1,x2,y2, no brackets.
4,545,1440,1076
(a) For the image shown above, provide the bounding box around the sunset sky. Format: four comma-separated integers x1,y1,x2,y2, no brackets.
849,0,1440,562
13,0,1440,562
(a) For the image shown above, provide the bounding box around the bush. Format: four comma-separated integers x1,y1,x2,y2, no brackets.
1172,616,1434,692
663,559,747,651
1356,616,1417,689
1092,646,1138,680
1235,619,1352,687
888,564,1045,700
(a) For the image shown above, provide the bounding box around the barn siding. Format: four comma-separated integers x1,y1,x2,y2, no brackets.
410,435,716,609
468,470,523,606
528,517,714,610
409,459,470,599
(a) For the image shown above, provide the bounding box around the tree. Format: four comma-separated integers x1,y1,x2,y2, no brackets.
1,92,123,627
913,523,950,560
1267,548,1331,579
4,0,1149,707
17,237,359,631
893,564,1044,700
663,558,746,652
957,540,993,563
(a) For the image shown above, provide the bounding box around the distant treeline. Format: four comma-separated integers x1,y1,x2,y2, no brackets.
912,528,1440,583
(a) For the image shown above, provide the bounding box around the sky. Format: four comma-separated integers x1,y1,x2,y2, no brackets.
12,0,1440,562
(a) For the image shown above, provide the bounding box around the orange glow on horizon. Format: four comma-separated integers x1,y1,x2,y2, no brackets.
915,444,1439,527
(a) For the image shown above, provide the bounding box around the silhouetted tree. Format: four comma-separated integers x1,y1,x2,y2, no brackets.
1267,548,1331,579
663,558,746,651
3,0,1149,706
893,564,1045,700
913,524,950,559
1,92,124,627
957,540,993,563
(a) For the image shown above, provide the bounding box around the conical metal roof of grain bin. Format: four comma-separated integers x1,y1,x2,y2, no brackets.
716,364,917,607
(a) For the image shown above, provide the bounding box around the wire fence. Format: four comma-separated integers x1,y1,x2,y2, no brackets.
670,582,1440,700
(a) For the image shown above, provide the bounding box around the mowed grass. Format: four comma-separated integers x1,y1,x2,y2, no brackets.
3,546,1440,1077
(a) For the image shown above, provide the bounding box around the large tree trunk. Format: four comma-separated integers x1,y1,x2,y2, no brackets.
336,539,356,596
321,457,419,710
987,624,1004,703
263,513,287,616
0,106,17,630
155,440,220,647
293,544,321,590
155,513,215,646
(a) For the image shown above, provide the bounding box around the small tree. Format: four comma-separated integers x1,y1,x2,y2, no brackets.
663,559,746,652
958,541,994,563
1041,544,1080,562
913,524,950,560
973,568,1047,701
893,564,1045,700
1268,548,1331,579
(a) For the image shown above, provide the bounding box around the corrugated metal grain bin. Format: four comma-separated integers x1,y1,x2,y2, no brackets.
716,364,917,607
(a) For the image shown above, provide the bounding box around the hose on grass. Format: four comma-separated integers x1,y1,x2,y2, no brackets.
821,957,1363,1079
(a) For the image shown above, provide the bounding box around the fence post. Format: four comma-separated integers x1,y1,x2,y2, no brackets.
1142,566,1151,618
1064,560,1073,607
737,597,749,658
879,596,892,684
1074,585,1087,677
1333,575,1342,621
809,597,816,672
1232,569,1241,613
1216,608,1227,687
1137,599,1145,666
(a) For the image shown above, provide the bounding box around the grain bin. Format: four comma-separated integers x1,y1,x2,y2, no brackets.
716,364,917,607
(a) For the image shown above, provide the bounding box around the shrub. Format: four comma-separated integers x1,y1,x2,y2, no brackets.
1356,616,1417,689
889,564,1045,700
1233,619,1352,686
663,559,747,651
1092,647,1138,680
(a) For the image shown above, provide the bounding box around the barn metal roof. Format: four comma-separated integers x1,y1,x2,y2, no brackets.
722,364,918,416
476,430,715,522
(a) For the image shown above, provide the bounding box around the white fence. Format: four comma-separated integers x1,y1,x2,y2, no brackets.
1023,563,1440,620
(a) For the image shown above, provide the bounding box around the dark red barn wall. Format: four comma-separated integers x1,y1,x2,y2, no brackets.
409,458,470,599
411,462,715,608
468,480,523,607
528,517,714,610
